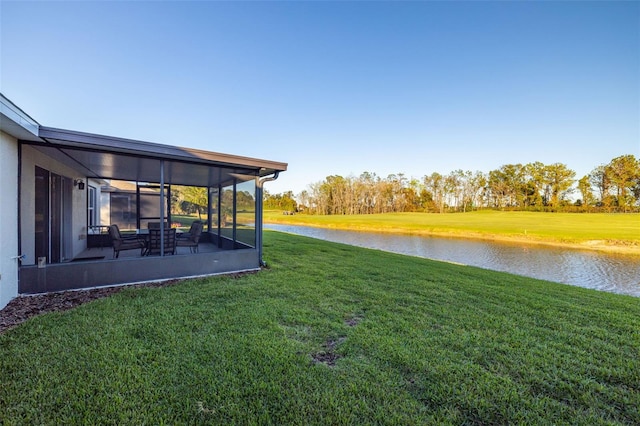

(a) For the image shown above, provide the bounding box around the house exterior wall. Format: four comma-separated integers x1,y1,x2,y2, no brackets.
0,131,19,309
20,145,88,265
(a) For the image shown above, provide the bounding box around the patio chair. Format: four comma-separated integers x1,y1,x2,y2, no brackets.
145,228,177,256
176,220,203,253
107,224,146,259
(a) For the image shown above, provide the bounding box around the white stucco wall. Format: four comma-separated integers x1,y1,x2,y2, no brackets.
0,131,19,309
20,145,88,266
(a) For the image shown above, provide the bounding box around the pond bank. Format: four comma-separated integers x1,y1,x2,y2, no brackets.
264,223,640,297
264,216,640,256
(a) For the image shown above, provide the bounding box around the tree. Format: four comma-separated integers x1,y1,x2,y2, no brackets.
357,172,378,214
386,173,408,212
606,155,640,211
543,163,575,207
324,175,348,215
577,175,595,208
487,165,524,208
295,156,634,215
444,171,461,211
181,186,208,219
237,190,256,211
264,190,297,212
220,188,235,226
589,165,613,209
297,190,310,212
469,171,487,210
524,162,545,207
405,178,423,212
423,172,445,213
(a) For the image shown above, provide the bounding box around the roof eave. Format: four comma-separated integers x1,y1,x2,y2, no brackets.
38,126,288,175
0,94,41,141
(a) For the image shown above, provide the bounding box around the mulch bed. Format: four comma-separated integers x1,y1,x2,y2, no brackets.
0,280,186,335
0,271,257,335
0,286,125,334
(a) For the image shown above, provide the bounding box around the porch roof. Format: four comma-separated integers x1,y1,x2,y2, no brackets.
21,126,287,187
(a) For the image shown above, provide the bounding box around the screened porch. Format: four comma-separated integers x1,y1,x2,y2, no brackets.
18,126,286,294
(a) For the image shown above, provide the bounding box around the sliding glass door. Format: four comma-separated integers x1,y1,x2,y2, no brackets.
34,166,73,264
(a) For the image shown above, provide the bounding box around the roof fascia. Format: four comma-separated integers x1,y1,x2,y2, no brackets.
0,93,41,141
38,126,288,174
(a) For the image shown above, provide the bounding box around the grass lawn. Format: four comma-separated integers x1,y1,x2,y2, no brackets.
1,231,638,424
265,210,640,254
170,214,205,229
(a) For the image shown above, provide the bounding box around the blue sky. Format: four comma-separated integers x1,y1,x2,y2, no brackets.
2,1,638,195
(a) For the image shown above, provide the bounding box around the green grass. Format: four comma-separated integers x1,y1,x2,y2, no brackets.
2,231,639,424
265,210,640,249
170,214,204,229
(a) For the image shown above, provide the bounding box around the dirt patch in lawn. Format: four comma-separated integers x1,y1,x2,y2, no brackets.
345,315,364,327
312,336,346,367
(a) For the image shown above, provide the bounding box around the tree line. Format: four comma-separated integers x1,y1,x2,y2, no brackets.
264,155,640,214
171,186,255,223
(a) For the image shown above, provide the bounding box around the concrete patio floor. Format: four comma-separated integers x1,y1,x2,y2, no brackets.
72,241,223,262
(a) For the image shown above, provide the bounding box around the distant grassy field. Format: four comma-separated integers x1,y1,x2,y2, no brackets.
265,210,640,254
1,231,639,424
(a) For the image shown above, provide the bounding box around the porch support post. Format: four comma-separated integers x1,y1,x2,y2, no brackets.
216,184,222,248
136,184,141,230
159,160,165,256
207,186,212,235
255,179,263,265
232,180,237,246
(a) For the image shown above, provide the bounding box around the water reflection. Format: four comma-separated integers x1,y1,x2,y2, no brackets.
265,224,640,297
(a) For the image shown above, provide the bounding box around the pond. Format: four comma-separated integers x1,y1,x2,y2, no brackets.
265,224,640,297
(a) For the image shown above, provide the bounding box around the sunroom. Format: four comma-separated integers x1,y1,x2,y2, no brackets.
18,126,287,294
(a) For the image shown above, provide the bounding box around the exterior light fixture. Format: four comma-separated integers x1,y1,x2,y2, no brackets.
74,178,85,190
